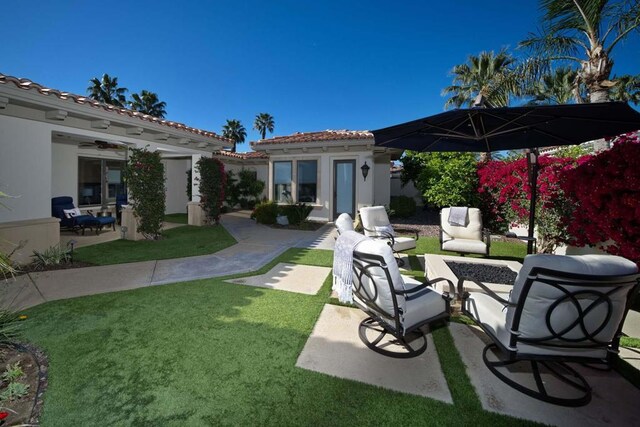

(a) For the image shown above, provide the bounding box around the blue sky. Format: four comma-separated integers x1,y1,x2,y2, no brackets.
2,0,639,151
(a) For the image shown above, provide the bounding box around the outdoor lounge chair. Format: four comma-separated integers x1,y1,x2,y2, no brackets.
459,253,640,406
439,207,490,256
351,238,453,358
359,206,419,266
335,213,355,235
51,196,96,235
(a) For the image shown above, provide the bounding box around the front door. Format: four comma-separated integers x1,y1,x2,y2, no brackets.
333,160,356,219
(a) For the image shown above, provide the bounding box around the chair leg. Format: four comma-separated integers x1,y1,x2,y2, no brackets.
482,343,592,407
358,317,427,358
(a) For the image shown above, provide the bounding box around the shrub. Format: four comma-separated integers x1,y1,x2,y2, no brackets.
31,244,71,269
560,133,640,262
0,381,29,402
402,152,478,207
196,158,226,224
124,148,166,239
252,201,278,224
186,168,192,200
279,203,313,225
224,170,239,208
389,196,416,218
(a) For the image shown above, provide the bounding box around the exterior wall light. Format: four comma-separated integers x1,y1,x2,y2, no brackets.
361,161,370,181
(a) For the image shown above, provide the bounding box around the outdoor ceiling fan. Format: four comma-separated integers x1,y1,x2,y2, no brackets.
78,140,126,150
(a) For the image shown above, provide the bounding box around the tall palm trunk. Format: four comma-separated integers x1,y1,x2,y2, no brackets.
580,46,615,103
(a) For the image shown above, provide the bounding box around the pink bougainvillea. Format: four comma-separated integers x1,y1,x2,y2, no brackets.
560,133,640,262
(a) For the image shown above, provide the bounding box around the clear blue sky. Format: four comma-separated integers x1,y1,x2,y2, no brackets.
2,0,639,152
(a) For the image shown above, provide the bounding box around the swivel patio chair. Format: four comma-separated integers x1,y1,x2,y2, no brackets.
335,213,355,236
459,253,640,406
440,207,490,256
359,206,419,266
351,238,453,358
51,196,96,235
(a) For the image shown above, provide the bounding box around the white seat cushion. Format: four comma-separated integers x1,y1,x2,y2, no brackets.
335,213,354,235
401,276,447,332
442,238,487,254
441,207,483,241
360,206,392,237
392,236,416,252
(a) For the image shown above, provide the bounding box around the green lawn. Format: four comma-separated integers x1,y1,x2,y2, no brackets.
164,213,188,224
408,236,528,263
20,245,542,426
73,225,236,265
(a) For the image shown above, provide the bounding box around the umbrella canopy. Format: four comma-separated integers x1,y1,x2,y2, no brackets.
372,102,640,254
372,102,640,153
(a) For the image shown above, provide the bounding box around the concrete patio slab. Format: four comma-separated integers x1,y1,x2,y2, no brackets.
225,263,330,295
449,322,640,426
623,309,640,338
296,304,452,403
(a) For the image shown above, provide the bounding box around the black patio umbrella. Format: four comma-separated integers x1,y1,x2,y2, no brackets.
372,102,640,253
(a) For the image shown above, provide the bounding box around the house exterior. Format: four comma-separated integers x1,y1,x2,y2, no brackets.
0,73,230,263
251,130,402,221
212,150,269,201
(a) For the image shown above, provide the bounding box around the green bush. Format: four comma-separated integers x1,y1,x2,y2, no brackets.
196,158,226,224
252,201,279,224
124,148,166,239
31,244,71,269
389,196,417,218
279,203,313,225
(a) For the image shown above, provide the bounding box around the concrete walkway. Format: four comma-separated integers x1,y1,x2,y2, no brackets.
3,211,336,310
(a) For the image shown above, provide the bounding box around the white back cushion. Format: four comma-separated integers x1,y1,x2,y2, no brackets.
353,238,405,316
506,254,638,346
440,207,482,241
360,206,390,237
335,213,354,235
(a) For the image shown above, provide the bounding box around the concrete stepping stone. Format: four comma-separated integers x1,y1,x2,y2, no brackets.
296,304,452,403
449,322,640,426
225,263,330,295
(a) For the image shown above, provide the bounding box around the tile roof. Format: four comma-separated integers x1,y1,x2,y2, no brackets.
252,129,373,146
213,150,268,160
0,73,231,143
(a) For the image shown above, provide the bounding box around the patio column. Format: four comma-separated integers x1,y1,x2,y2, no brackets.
188,154,205,226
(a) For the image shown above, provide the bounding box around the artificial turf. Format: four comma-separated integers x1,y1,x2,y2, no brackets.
20,243,542,426
72,225,236,265
164,213,188,224
408,236,528,263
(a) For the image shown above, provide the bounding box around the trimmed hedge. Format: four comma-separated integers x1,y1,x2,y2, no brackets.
389,196,417,218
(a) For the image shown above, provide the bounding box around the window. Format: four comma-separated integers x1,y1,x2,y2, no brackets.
273,161,292,203
78,157,126,206
297,160,317,203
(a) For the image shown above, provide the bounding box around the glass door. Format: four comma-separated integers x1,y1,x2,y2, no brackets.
333,160,355,219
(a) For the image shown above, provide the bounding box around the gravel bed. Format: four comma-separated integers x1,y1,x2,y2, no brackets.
445,261,517,285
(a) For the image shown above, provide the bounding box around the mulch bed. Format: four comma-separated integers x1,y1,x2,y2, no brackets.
0,343,48,425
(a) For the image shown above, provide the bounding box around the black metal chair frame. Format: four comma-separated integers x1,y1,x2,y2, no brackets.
439,226,491,257
362,225,420,267
352,249,453,358
459,267,640,406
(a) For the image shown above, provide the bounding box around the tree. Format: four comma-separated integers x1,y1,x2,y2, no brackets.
87,73,128,107
129,90,167,118
253,113,275,140
520,0,640,103
609,74,640,105
442,50,520,109
222,119,247,153
526,67,580,104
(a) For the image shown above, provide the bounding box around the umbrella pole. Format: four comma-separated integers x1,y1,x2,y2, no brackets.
526,149,539,254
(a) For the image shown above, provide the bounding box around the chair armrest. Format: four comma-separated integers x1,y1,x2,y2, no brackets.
456,276,513,306
395,276,455,299
394,226,419,241
363,226,396,246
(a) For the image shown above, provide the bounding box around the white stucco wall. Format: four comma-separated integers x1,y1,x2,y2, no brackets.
51,142,78,199
373,156,391,207
163,158,190,214
390,175,422,205
0,115,53,222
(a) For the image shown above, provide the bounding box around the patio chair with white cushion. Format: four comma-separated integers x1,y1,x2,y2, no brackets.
459,253,640,406
335,213,355,236
359,206,419,265
440,207,490,256
351,238,453,358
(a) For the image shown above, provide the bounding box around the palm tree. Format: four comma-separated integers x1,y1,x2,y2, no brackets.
442,50,520,109
609,74,640,105
222,119,247,153
87,73,128,107
519,0,640,103
253,113,275,140
526,67,580,104
129,90,167,118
